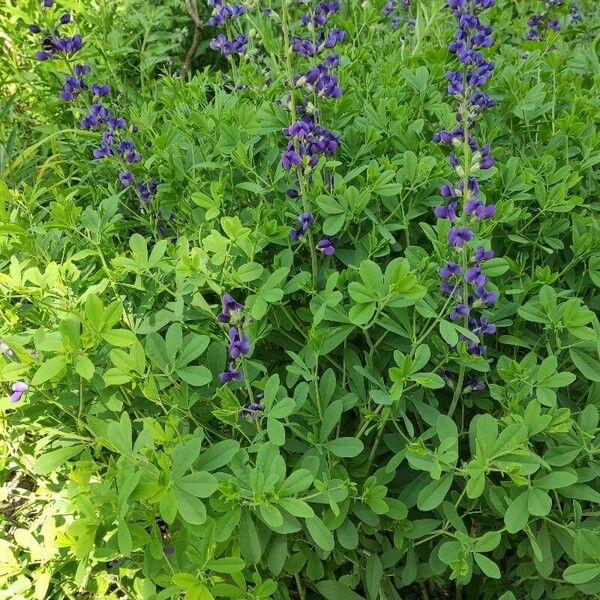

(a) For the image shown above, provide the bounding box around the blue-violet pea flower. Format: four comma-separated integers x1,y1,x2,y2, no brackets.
229,328,250,358
217,294,244,323
219,362,243,384
290,213,314,240
317,236,337,255
10,382,29,403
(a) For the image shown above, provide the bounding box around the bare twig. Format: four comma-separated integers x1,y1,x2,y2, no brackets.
181,0,203,76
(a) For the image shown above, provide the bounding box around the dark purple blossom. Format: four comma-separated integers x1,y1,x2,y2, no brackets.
219,362,243,384
290,213,314,241
92,83,110,97
229,328,250,358
119,171,135,187
217,294,244,323
317,236,337,256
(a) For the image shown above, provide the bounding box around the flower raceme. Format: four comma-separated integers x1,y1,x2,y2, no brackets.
281,2,346,258
434,0,499,394
217,295,250,385
30,2,159,209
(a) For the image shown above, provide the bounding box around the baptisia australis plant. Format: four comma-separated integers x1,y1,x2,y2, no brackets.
29,1,159,209
434,0,498,414
277,1,345,273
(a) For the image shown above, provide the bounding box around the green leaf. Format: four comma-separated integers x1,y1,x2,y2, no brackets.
528,488,552,517
196,440,239,472
118,521,132,556
306,516,334,552
439,320,459,346
107,412,133,454
31,356,67,386
74,355,95,380
349,302,376,326
282,469,313,494
365,554,383,600
325,437,364,458
176,365,212,386
569,349,600,382
239,511,262,565
474,531,502,553
316,581,365,600
504,491,529,533
102,329,137,347
278,497,314,518
176,472,218,498
206,557,245,574
563,563,600,584
174,488,207,525
417,474,454,511
474,553,501,579
32,445,85,475
259,505,283,528
534,471,578,489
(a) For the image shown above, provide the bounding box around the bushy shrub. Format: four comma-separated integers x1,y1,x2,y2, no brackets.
1,1,600,599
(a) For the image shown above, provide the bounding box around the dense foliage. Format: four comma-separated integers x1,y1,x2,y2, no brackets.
1,0,600,599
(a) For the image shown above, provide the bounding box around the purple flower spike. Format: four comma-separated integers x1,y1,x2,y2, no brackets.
10,381,29,403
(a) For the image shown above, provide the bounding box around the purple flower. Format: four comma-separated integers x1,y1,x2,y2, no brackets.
435,202,458,222
317,236,337,256
74,63,90,76
92,84,110,97
217,294,244,323
473,245,494,262
448,227,473,248
475,286,498,305
92,145,112,159
439,261,462,279
0,340,14,357
282,149,301,170
440,183,457,197
219,362,243,384
59,13,71,24
240,402,264,420
450,303,470,320
10,382,28,403
290,213,314,240
28,24,42,33
229,328,250,358
43,0,54,7
80,114,98,129
464,266,486,286
119,171,135,187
